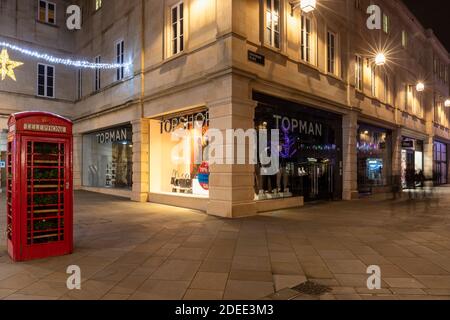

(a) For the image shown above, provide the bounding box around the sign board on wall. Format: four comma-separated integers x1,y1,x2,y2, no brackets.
95,126,132,144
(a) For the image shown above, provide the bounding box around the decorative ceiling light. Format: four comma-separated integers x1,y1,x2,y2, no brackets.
375,53,386,66
300,0,316,13
0,48,23,81
445,99,450,107
0,41,131,70
416,82,425,92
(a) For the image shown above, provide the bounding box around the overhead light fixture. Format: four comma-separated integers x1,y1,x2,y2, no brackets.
301,0,316,13
445,99,450,107
416,82,425,92
290,0,316,14
375,53,386,66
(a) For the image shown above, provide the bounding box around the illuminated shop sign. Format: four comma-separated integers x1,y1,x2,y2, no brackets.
273,115,323,137
160,111,209,134
24,123,67,133
96,126,131,144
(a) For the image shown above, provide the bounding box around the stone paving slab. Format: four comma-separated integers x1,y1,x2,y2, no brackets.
1,188,450,300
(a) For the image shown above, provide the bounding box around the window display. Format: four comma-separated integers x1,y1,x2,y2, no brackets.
253,93,343,202
150,110,210,198
434,141,448,185
82,125,133,189
357,124,392,193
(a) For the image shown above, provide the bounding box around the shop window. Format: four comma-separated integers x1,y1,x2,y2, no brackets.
265,0,281,49
253,95,343,203
149,111,210,197
38,0,56,25
357,125,392,193
37,63,55,98
434,141,448,185
82,125,133,189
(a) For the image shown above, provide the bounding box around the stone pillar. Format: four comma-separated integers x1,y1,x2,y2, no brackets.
73,133,82,190
131,119,150,202
342,111,358,200
447,143,450,185
206,97,257,218
424,136,434,180
391,128,403,181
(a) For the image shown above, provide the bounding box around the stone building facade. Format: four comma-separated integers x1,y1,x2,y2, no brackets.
0,0,449,217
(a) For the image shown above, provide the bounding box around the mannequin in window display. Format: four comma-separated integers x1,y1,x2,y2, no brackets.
276,161,291,197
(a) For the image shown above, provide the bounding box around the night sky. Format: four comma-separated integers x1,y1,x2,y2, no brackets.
403,0,450,51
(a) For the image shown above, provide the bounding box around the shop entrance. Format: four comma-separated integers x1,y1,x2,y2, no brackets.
401,138,424,189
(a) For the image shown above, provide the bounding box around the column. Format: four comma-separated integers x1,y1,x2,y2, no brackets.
131,119,150,202
73,133,82,190
424,136,434,180
391,128,403,182
206,97,257,218
342,110,359,200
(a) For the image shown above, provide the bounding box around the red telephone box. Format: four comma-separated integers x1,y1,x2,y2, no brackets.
6,111,73,262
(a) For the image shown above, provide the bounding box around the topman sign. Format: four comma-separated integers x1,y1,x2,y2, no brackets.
96,127,130,144
273,115,323,137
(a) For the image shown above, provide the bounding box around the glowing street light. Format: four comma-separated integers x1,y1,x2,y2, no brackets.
416,82,425,92
301,0,316,13
374,53,386,66
445,99,450,107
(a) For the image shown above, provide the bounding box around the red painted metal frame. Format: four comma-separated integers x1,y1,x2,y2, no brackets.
7,112,73,262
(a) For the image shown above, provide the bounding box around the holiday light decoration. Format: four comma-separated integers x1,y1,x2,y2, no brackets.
0,48,23,81
0,41,131,70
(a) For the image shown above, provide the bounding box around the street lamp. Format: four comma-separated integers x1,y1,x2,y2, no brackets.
416,82,425,92
375,53,386,66
300,0,317,13
445,99,450,107
290,0,316,14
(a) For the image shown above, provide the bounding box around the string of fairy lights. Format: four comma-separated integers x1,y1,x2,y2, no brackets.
0,41,131,70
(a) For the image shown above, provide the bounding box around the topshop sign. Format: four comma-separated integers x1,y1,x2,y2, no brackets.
160,111,209,134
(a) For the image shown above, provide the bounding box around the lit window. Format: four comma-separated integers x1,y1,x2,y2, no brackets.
401,30,408,48
95,0,102,11
327,31,337,75
371,65,377,97
37,63,55,98
300,16,312,63
382,14,389,34
265,0,280,49
38,0,56,25
384,73,390,104
171,2,184,55
116,40,124,81
355,55,363,91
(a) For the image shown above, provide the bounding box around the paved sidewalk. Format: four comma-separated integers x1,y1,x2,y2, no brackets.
1,188,450,300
